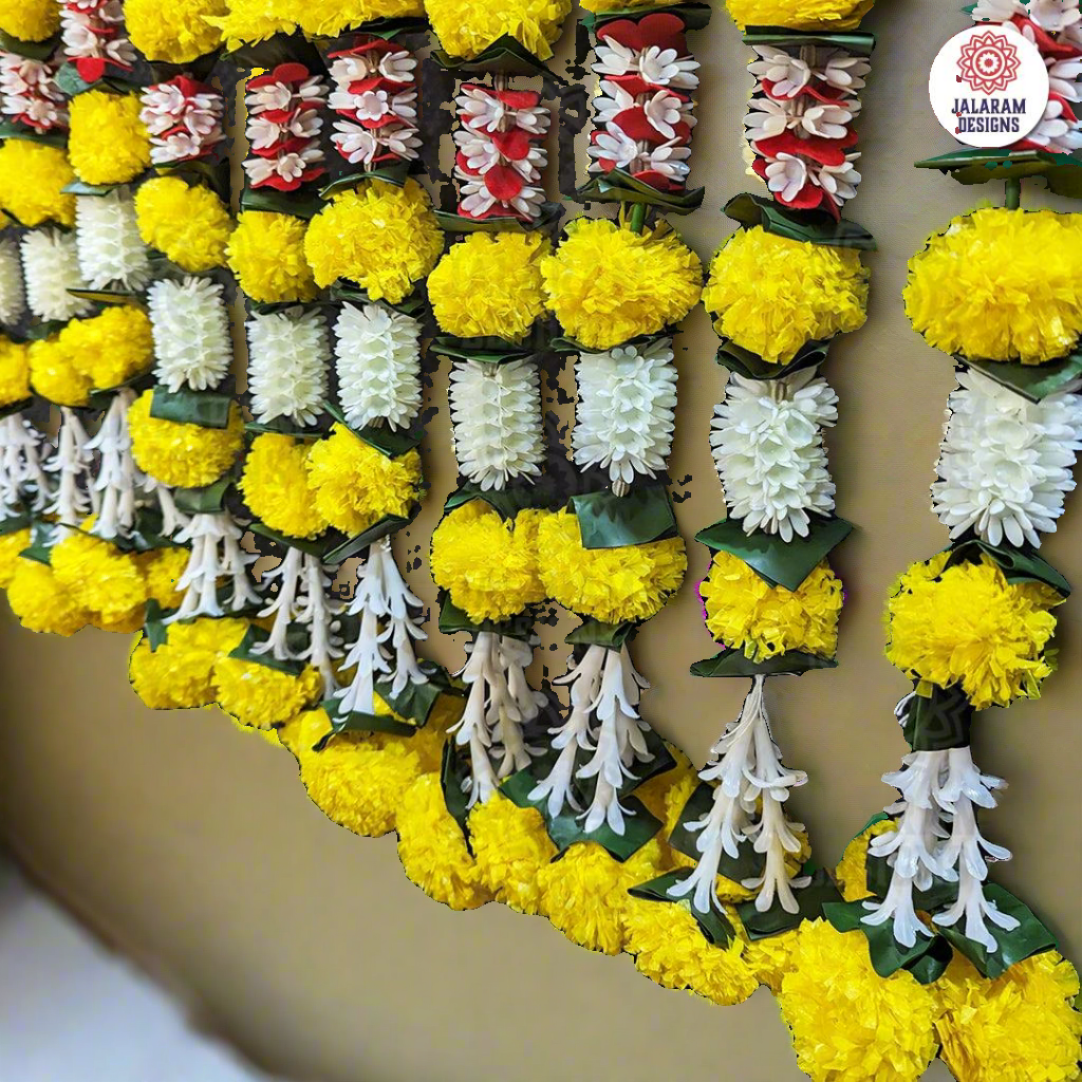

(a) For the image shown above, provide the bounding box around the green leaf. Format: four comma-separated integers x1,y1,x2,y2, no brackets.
0,397,33,421
247,521,340,558
156,158,232,204
240,186,325,220
377,666,464,727
716,338,832,381
61,179,119,197
313,694,421,747
328,282,426,317
322,399,424,457
0,512,31,535
824,901,953,980
695,515,854,592
961,351,1082,405
898,685,974,752
547,796,661,862
628,871,737,947
565,618,636,651
20,520,55,566
432,34,564,81
583,3,712,32
0,120,66,148
915,147,1069,187
444,481,543,520
227,624,308,676
440,738,472,841
0,29,59,60
244,415,327,438
437,595,536,641
323,513,415,564
150,386,234,429
690,647,836,679
742,28,875,55
945,538,1071,596
320,162,412,198
574,171,705,216
1044,158,1082,200
436,203,564,234
725,193,876,250
669,782,766,880
865,854,958,911
431,330,545,365
905,936,954,985
570,485,676,549
174,476,232,515
68,288,140,308
144,600,168,653
737,868,843,940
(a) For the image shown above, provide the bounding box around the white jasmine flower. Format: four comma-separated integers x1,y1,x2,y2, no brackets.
0,237,24,327
168,510,259,621
246,308,330,428
814,154,862,203
85,388,139,542
74,189,151,292
587,126,639,170
815,49,872,91
764,153,809,202
573,339,677,485
20,228,91,322
147,277,232,393
449,358,543,490
1025,97,1082,153
457,177,545,220
333,302,421,431
594,40,699,89
332,120,421,166
140,80,224,163
0,412,50,519
932,369,1082,548
1048,56,1082,100
711,370,838,541
748,45,812,98
745,95,858,141
458,85,549,135
243,145,325,188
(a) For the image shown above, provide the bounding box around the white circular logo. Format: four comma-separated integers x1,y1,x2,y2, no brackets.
929,23,1049,149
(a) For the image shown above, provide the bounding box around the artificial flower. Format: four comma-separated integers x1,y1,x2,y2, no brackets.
147,277,233,393
134,178,231,273
68,91,152,186
138,546,192,610
240,434,327,540
537,508,687,624
293,0,425,38
905,208,1082,365
0,0,59,41
0,141,75,227
0,236,23,326
124,0,224,62
227,211,317,304
541,217,702,350
62,306,153,390
245,309,330,428
140,78,225,166
739,922,800,994
703,227,868,364
0,337,29,409
725,0,874,31
426,0,572,60
0,527,31,587
75,189,151,292
213,658,324,729
7,557,90,636
834,818,897,902
203,0,295,51
50,529,148,629
468,794,557,915
20,229,90,322
27,336,91,407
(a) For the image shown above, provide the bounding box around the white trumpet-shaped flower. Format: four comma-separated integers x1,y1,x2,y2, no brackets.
44,408,94,527
333,303,421,431
711,369,838,541
246,308,330,427
168,511,259,621
932,370,1082,548
148,277,233,393
449,358,543,490
573,339,678,485
20,228,91,322
74,189,151,292
0,236,24,326
84,388,141,542
0,412,49,519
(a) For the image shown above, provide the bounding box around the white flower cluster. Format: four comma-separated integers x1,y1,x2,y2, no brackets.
0,236,24,327
449,358,543,490
333,303,421,431
573,338,677,486
454,84,550,220
169,511,259,621
60,0,134,77
329,42,420,168
711,370,838,541
139,77,225,165
744,45,869,213
0,53,66,134
85,388,141,541
21,229,91,322
243,66,327,191
588,23,699,190
75,189,151,292
148,277,233,393
246,308,330,427
932,369,1082,548
0,413,49,519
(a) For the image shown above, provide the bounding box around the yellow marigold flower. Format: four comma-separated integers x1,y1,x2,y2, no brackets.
469,794,557,915
203,0,294,51
69,91,152,186
0,337,30,408
0,0,59,40
50,529,148,625
292,0,424,37
428,232,550,342
905,207,1082,365
886,553,1062,710
633,749,695,833
725,0,873,30
933,952,1082,1082
580,0,667,8
0,141,75,228
740,924,800,994
7,558,90,636
125,0,224,62
835,819,898,902
396,772,492,910
427,0,571,59
700,552,843,661
227,211,317,304
61,306,153,390
541,217,702,350
0,527,31,587
624,896,759,1006
779,920,940,1082
305,424,421,537
240,434,328,540
213,658,324,729
536,508,686,625
28,337,91,407
430,501,549,624
703,227,868,364
304,180,442,304
129,389,244,488
134,178,231,273
137,546,191,611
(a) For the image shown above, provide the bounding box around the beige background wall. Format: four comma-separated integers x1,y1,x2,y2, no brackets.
0,2,1078,1079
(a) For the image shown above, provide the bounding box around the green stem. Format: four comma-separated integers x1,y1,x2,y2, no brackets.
1005,177,1022,210
628,203,646,234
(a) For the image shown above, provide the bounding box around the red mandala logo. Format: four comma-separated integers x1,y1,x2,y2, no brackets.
957,31,1021,94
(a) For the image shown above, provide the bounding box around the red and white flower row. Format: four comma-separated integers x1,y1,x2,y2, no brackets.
140,76,224,165
0,53,66,133
243,63,327,193
328,38,420,170
60,0,134,83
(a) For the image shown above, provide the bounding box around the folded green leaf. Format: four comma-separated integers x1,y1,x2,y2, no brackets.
629,870,737,946
716,338,831,381
961,352,1082,405
323,399,424,457
571,485,677,549
737,868,843,940
174,476,232,515
228,623,308,676
437,594,536,641
669,781,766,879
436,203,563,235
565,618,636,651
743,28,875,55
323,512,415,564
574,170,705,215
725,193,876,250
150,386,234,429
432,35,564,81
444,480,543,520
691,647,836,678
583,3,712,32
945,537,1071,596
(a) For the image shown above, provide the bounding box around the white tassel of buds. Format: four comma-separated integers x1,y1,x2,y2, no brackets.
667,676,810,915
148,277,233,393
85,388,140,541
0,413,49,519
45,408,95,528
168,511,259,621
0,236,25,326
75,189,151,292
21,228,91,322
246,308,330,428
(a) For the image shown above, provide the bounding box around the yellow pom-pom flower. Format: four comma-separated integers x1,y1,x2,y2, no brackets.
468,794,557,915
69,91,151,186
428,233,550,342
536,508,686,625
7,558,90,636
725,0,873,31
292,0,424,37
703,227,869,364
240,434,328,540
227,211,317,304
430,501,549,624
740,924,800,994
137,546,191,611
904,207,1082,365
396,772,492,910
886,553,1062,710
835,819,898,903
305,425,421,537
541,218,702,350
129,389,244,488
0,141,75,228
427,0,571,60
933,952,1082,1082
50,529,148,629
203,0,294,50
700,552,843,661
0,527,31,587
0,337,30,408
0,0,59,41
124,0,224,62
61,306,153,391
134,178,231,273
28,337,91,407
778,920,940,1082
213,658,324,729
304,180,442,304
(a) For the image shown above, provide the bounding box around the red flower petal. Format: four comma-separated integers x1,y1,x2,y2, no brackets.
74,57,107,82
1012,14,1082,59
613,106,666,143
778,181,826,211
455,150,480,176
491,128,533,161
604,73,653,98
598,12,687,55
273,62,311,85
631,168,679,192
346,75,384,95
484,163,526,201
754,132,849,165
495,89,541,109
